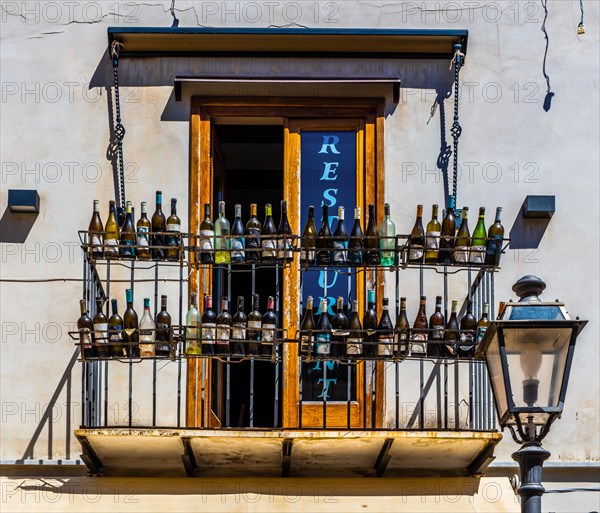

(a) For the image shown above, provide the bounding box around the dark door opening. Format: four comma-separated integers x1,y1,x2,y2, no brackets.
211,123,284,428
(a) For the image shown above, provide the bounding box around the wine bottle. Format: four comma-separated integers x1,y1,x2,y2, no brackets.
444,301,460,357
156,295,171,358
411,296,428,355
120,201,136,259
377,298,394,356
136,201,151,260
231,296,247,356
395,297,410,357
299,296,316,355
261,296,277,356
245,203,262,263
485,207,504,266
364,204,380,265
123,289,139,358
427,296,445,358
315,298,331,356
216,297,232,355
409,204,425,264
332,206,349,265
439,197,456,265
199,203,215,264
185,293,201,356
454,207,470,264
108,298,125,357
331,296,348,358
316,204,333,266
151,191,166,260
470,207,487,265
348,206,364,265
230,204,246,264
139,298,156,358
78,299,94,359
104,200,120,260
424,204,442,264
380,203,396,267
261,204,277,262
93,297,108,358
363,290,378,357
476,303,490,346
278,200,293,262
88,200,104,259
165,198,181,261
458,300,477,358
215,201,231,265
201,295,217,355
247,294,262,355
347,299,363,356
301,206,317,266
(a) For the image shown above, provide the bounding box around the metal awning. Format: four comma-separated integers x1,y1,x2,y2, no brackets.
107,27,468,59
76,428,500,478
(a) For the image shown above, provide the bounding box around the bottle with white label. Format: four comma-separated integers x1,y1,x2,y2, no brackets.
409,204,425,264
231,204,246,264
261,296,277,356
331,296,348,357
411,296,428,355
458,300,476,358
247,294,262,355
485,207,504,266
363,290,378,357
139,298,156,358
78,299,94,359
299,296,316,355
262,204,277,262
231,296,247,356
332,206,349,265
377,298,394,356
476,303,490,346
165,198,181,261
108,298,124,357
348,207,364,265
454,207,470,264
185,293,201,355
201,295,216,355
301,206,317,266
394,297,410,357
199,203,215,264
424,204,442,264
136,202,151,260
216,297,232,355
277,200,293,262
427,296,445,357
470,207,487,264
315,298,331,356
93,297,108,358
444,301,460,357
347,299,363,356
88,200,104,259
104,200,120,260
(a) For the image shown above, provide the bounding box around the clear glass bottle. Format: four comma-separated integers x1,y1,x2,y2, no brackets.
215,201,231,264
231,204,246,264
424,204,441,264
139,298,156,358
88,200,104,259
136,201,151,260
379,203,396,267
185,293,201,356
332,206,349,265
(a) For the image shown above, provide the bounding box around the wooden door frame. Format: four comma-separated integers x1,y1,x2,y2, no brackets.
188,96,386,429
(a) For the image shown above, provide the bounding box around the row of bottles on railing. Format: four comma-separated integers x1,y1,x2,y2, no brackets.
299,293,489,359
77,290,489,361
86,196,505,267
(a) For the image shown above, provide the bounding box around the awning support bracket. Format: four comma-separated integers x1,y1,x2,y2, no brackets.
282,438,293,477
181,437,198,477
78,436,103,476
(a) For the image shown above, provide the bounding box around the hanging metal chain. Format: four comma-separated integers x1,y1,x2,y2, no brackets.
110,40,126,214
450,43,465,210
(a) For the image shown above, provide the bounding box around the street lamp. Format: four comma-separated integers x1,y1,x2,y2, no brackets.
478,275,587,513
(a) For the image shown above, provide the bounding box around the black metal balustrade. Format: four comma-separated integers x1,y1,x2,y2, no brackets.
73,231,506,432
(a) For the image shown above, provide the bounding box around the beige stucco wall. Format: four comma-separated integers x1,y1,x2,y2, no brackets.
1,0,598,502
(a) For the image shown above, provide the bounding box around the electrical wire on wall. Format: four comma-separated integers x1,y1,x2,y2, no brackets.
540,0,554,112
578,0,585,34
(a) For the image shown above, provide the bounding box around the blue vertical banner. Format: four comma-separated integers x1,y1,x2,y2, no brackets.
300,131,357,315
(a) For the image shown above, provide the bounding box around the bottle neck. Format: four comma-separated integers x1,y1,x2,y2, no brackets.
336,298,344,312
432,205,438,220
235,205,242,219
416,205,423,220
265,205,273,218
338,207,345,221
237,297,244,313
171,199,177,215
219,202,226,217
250,204,257,218
221,298,229,312
306,297,314,310
495,208,503,223
141,202,147,216
80,300,87,315
161,296,167,310
204,204,211,219
156,192,162,210
308,207,314,220
267,297,275,311
205,296,213,310
354,207,361,221
93,201,100,213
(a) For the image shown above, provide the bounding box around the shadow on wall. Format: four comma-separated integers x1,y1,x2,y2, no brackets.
509,205,553,250
0,209,38,243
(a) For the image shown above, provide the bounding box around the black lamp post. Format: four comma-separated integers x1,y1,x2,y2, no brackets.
478,276,587,513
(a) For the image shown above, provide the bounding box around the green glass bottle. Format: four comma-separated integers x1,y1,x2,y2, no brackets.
470,207,487,264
